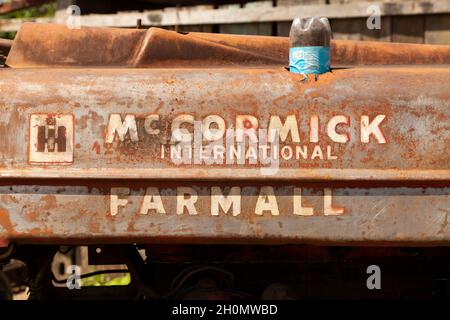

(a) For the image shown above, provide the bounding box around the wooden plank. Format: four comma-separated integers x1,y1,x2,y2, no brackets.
362,16,391,41
219,2,273,35
330,16,391,42
328,0,380,2
330,18,363,41
392,15,424,43
276,0,326,36
2,0,450,32
176,5,214,33
276,21,290,37
425,14,450,45
178,25,214,33
219,22,273,35
218,4,249,35
278,0,326,5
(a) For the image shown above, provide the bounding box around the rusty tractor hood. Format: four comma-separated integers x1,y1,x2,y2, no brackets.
5,22,450,68
0,22,449,247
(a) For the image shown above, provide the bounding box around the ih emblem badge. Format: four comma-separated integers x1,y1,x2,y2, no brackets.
29,114,74,164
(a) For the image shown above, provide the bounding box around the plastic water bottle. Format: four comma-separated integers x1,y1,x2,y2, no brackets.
289,17,331,75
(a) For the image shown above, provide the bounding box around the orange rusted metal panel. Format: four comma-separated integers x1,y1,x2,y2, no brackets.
0,181,448,246
0,24,449,246
6,23,450,68
0,66,447,246
0,67,448,180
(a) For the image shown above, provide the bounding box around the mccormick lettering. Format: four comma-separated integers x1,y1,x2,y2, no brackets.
106,114,386,144
104,113,386,169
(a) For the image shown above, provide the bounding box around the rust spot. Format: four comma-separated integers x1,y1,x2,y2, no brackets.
92,140,101,154
0,208,13,232
26,211,38,222
41,195,57,210
0,237,9,247
1,195,18,204
243,119,253,129
90,222,100,233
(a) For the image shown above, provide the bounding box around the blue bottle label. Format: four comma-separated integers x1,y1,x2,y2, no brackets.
289,46,330,74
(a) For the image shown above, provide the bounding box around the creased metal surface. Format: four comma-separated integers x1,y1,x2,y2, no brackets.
0,67,448,180
0,26,449,245
0,181,448,245
6,23,450,68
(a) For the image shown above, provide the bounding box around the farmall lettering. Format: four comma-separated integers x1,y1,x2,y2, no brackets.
105,113,387,218
29,114,74,164
109,186,345,217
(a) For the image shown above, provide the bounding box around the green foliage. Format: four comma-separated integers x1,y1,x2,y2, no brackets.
1,2,56,19
81,273,131,287
0,1,57,39
0,30,16,40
